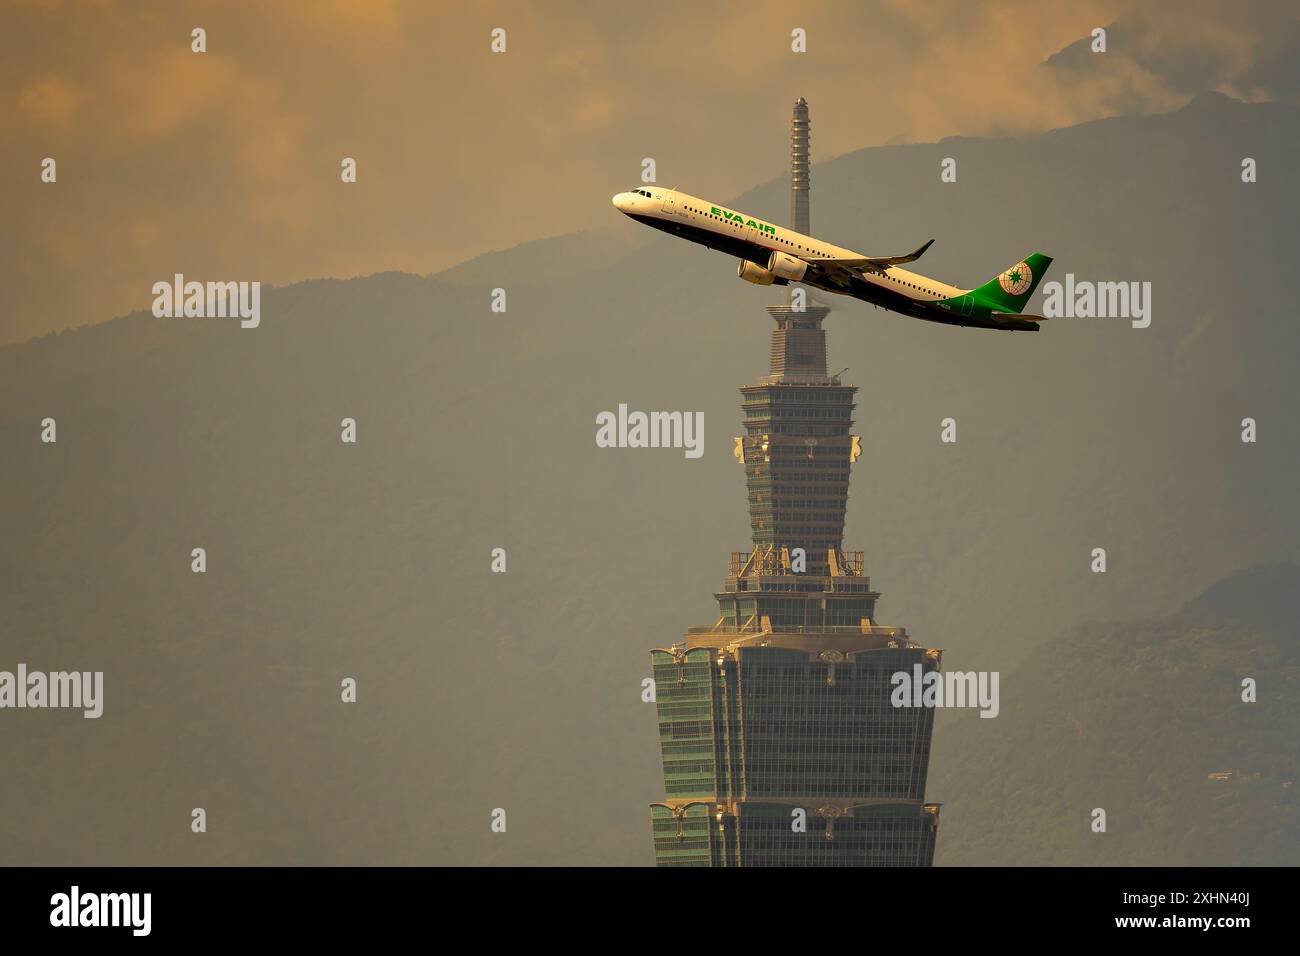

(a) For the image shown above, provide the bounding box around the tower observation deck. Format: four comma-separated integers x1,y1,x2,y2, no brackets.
648,99,942,866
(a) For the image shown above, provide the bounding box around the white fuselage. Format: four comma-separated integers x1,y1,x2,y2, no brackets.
611,186,963,302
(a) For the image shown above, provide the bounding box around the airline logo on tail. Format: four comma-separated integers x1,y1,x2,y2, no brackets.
998,261,1033,296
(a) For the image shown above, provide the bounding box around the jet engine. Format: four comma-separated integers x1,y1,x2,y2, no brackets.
737,260,777,285
767,250,808,281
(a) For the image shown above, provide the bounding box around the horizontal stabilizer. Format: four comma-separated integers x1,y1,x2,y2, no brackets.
992,311,1049,322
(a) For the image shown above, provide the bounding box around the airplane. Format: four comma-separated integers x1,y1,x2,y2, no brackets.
611,186,1052,331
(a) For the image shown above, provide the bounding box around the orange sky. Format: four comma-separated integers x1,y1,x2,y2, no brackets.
3,0,1295,343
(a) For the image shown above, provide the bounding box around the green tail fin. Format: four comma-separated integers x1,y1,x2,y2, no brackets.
969,253,1053,313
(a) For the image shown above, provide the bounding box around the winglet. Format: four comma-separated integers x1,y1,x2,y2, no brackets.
909,239,935,262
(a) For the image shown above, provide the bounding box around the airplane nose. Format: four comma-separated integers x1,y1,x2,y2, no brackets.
612,192,632,213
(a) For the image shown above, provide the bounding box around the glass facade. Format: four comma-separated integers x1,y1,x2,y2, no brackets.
740,382,857,577
650,801,940,867
651,646,937,801
649,312,941,866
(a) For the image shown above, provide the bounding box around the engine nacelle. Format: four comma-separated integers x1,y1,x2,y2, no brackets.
767,250,808,281
737,260,777,285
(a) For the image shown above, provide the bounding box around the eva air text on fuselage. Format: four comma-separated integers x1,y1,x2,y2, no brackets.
710,206,777,234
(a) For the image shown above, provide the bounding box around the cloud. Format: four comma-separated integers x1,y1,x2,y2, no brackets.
1,0,1297,344
17,75,84,125
1044,4,1300,105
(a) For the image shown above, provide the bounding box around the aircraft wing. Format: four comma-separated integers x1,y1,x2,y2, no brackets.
815,239,935,271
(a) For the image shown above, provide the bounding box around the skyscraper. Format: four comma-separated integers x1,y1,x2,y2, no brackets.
648,98,942,866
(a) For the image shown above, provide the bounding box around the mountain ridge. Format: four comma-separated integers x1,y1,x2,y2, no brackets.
2,94,1296,864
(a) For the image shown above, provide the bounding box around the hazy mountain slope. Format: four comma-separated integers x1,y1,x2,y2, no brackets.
932,564,1300,866
0,94,1296,864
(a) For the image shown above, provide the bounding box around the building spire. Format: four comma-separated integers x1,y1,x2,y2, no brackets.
647,96,939,868
767,96,830,382
790,96,811,238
